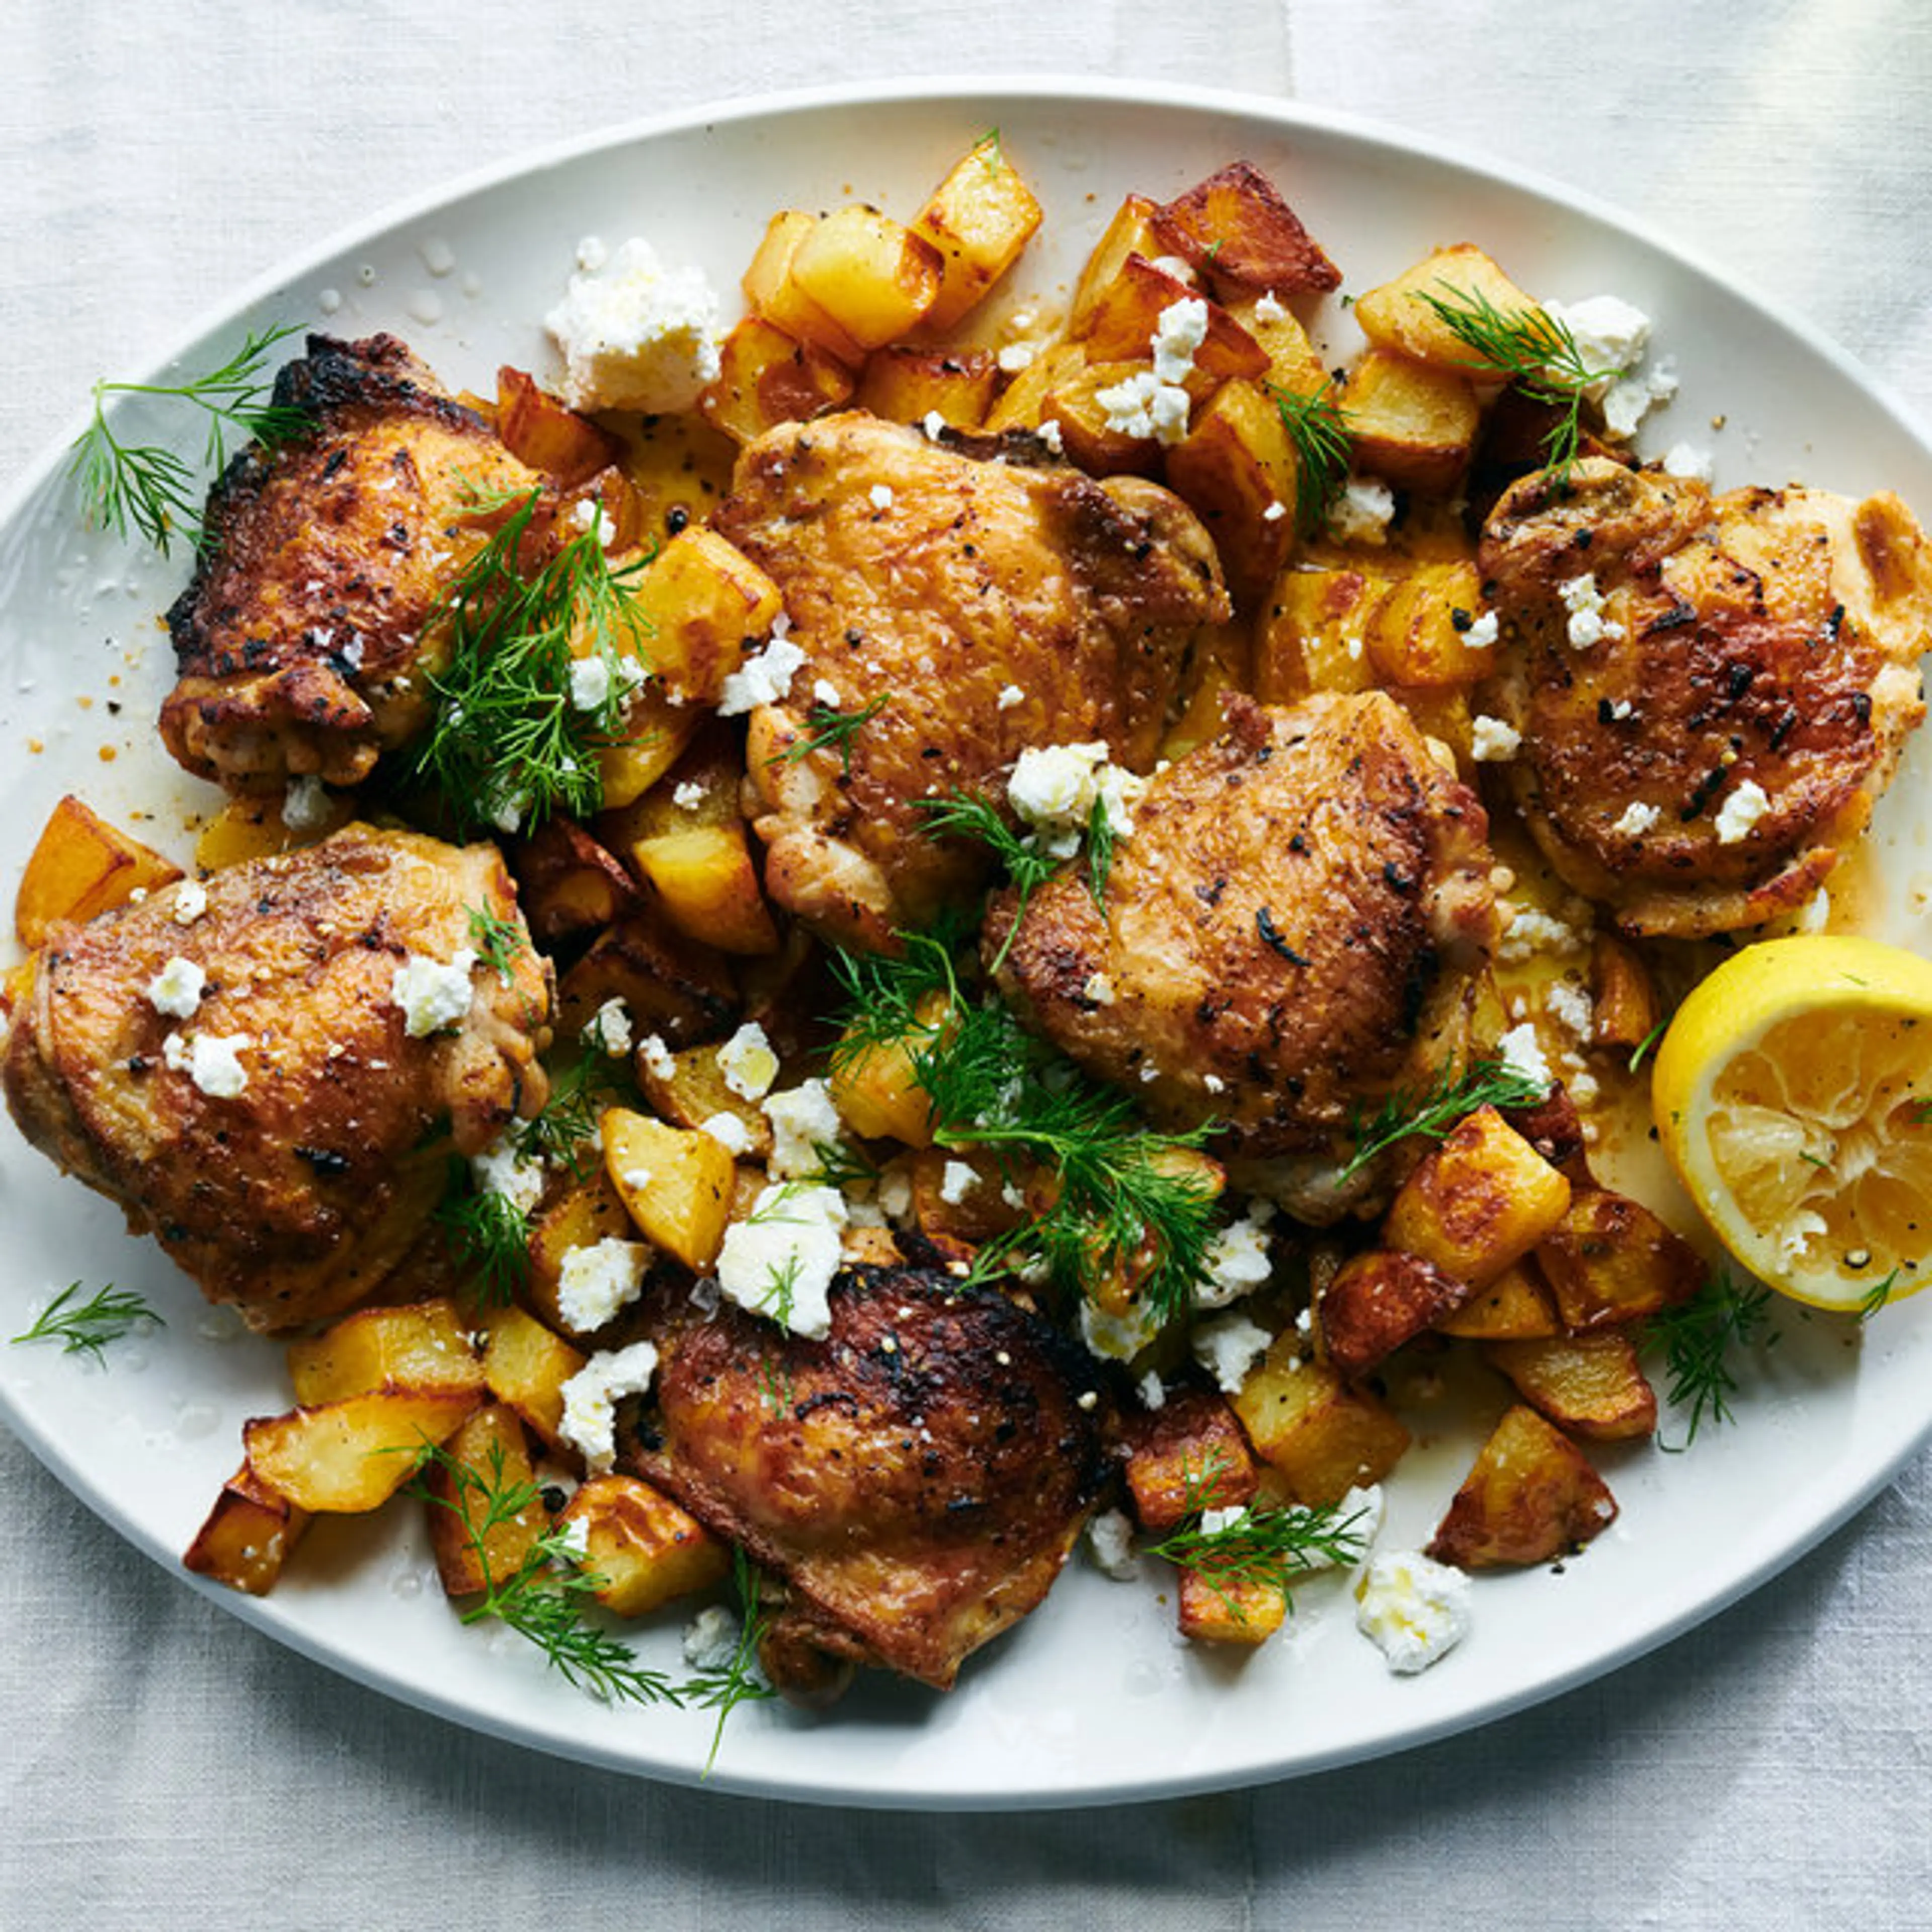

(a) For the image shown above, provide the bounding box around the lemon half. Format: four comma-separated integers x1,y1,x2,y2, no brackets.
1652,934,1932,1310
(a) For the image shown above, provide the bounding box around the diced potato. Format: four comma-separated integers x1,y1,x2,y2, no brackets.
1433,1260,1563,1340
1118,1382,1258,1533
597,690,704,813
1253,568,1383,702
827,994,943,1148
982,339,1087,434
1225,294,1328,398
787,205,944,354
1352,243,1542,373
855,345,998,429
1066,194,1173,338
510,818,641,946
286,1299,486,1406
555,909,740,1049
183,1463,311,1596
1074,256,1270,383
422,1403,548,1597
701,314,856,444
1037,360,1165,478
1164,376,1300,610
1177,1565,1288,1645
1590,933,1662,1052
628,527,783,707
631,822,780,957
16,795,185,945
1318,1248,1471,1382
741,211,867,365
495,365,623,487
1426,1404,1619,1569
599,719,745,845
612,408,739,549
1363,561,1491,687
1498,1085,1590,1178
525,1169,645,1338
243,1388,481,1513
600,1106,737,1273
911,133,1045,332
1485,1331,1659,1442
1535,1187,1706,1330
194,790,353,871
1382,1104,1574,1290
902,1146,1019,1260
1150,160,1342,298
559,1472,730,1616
1232,1344,1411,1505
1341,349,1481,497
479,1302,588,1456
1395,685,1477,772
635,1039,776,1161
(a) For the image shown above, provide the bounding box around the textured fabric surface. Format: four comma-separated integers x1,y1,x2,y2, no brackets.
5,3,1931,1925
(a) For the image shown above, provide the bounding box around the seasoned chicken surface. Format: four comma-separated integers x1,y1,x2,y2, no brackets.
159,334,544,793
2,825,550,1331
622,1266,1108,1693
987,692,1498,1157
1479,457,1931,936
713,413,1229,951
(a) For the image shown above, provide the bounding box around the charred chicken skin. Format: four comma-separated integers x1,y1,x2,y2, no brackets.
2,824,550,1331
987,691,1498,1157
622,1266,1109,1694
1478,456,1931,936
159,334,544,794
712,412,1229,951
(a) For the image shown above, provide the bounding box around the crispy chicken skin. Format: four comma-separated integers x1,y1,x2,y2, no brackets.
1478,457,1930,936
2,825,550,1331
622,1266,1108,1694
159,334,544,793
713,413,1230,951
987,692,1498,1156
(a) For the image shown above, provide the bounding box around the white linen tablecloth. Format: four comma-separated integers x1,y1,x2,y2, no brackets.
5,3,1931,1924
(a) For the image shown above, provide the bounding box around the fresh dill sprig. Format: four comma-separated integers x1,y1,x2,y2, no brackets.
431,1162,530,1307
10,1282,163,1364
776,694,889,777
1145,1456,1371,1621
466,904,529,987
1414,284,1616,484
683,1547,779,1775
68,322,309,554
1626,1017,1670,1076
1083,793,1118,908
513,1052,627,1179
1269,379,1353,537
913,789,1062,971
1337,1055,1552,1184
1642,1273,1776,1446
413,488,651,835
408,1439,680,1707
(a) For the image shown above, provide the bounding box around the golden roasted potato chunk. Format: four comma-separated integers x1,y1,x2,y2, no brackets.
555,909,740,1049
1382,1105,1574,1290
1232,1344,1410,1505
16,794,184,945
911,133,1044,333
1066,194,1172,338
1352,243,1541,373
510,818,642,946
702,314,856,444
630,822,781,957
1426,1404,1619,1569
827,992,944,1147
1164,376,1300,610
1535,1187,1706,1330
1151,159,1341,299
600,1106,737,1273
982,339,1086,434
1590,934,1662,1053
1341,348,1481,497
243,1388,480,1513
422,1402,549,1597
285,1298,486,1406
1177,1564,1288,1645
1318,1248,1471,1381
525,1170,645,1338
1433,1260,1563,1341
559,1472,730,1616
1254,567,1384,702
479,1302,588,1456
855,345,998,429
1485,1331,1659,1442
184,1463,311,1596
1118,1381,1259,1533
1362,561,1491,689
1074,256,1269,383
627,527,783,708
787,205,944,354
193,789,353,870
1038,359,1166,478
494,364,623,488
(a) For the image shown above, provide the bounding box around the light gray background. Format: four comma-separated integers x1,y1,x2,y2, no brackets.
5,3,1930,1924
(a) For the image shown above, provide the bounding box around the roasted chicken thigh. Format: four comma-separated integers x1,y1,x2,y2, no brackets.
1478,457,1931,936
987,692,1498,1158
713,412,1229,951
2,824,550,1331
159,334,544,794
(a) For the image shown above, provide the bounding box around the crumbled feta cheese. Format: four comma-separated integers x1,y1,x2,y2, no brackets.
1715,777,1770,844
1198,1505,1248,1539
1603,357,1678,439
1151,296,1210,384
557,1237,651,1333
1355,1549,1473,1674
1094,367,1191,444
877,1164,914,1222
1009,741,1106,856
1137,1370,1166,1411
1471,715,1522,763
1337,1483,1386,1557
683,1604,743,1673
620,1165,654,1191
569,654,612,711
672,780,706,811
1080,1297,1163,1364
1035,418,1065,455
812,678,841,709
1327,476,1397,546
1544,294,1650,386
637,1032,677,1081
470,1133,547,1215
1662,440,1714,481
938,1160,979,1206
715,1182,846,1338
1558,572,1624,649
763,1076,844,1180
697,1111,754,1156
997,341,1037,374
868,483,895,511
1082,972,1115,1007
716,1021,779,1102
1463,609,1500,650
557,1340,660,1472
1496,1021,1555,1093
1085,1507,1140,1581
1194,1200,1276,1310
716,630,806,717
164,1029,251,1099
1190,1312,1271,1394
390,949,477,1037
1545,979,1594,1045
1262,499,1287,524
997,683,1025,711
544,235,722,415
1496,904,1587,963
146,954,206,1019
575,235,609,272
282,775,332,832
170,879,209,926
1203,1073,1225,1094
568,496,617,547
1611,799,1661,839
1253,291,1289,325
582,996,634,1060
921,409,947,442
